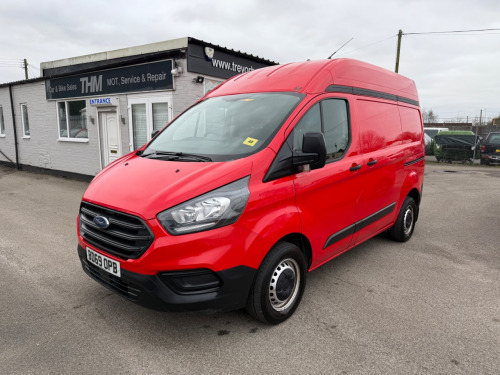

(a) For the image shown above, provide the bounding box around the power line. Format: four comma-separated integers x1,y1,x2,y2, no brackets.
394,27,500,72
27,66,38,79
0,61,22,67
340,35,397,56
404,28,500,35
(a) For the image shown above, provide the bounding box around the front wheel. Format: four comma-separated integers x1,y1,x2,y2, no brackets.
246,242,306,324
389,197,417,242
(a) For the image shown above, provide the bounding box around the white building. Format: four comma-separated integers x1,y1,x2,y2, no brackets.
0,37,275,178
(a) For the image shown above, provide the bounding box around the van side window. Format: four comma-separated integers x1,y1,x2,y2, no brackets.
294,99,349,161
398,106,422,143
357,99,402,152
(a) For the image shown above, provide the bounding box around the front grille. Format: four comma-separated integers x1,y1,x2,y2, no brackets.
79,202,154,260
82,261,142,300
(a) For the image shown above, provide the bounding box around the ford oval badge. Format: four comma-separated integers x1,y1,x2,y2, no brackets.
93,216,110,229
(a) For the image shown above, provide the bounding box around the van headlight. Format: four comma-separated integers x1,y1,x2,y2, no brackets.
157,176,250,235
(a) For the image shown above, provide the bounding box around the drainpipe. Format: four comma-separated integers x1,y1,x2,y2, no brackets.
8,84,20,170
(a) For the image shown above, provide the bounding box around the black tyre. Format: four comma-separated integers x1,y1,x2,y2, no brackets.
246,242,306,324
389,197,417,242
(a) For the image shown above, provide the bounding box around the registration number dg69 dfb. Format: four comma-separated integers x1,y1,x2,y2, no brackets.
86,247,121,277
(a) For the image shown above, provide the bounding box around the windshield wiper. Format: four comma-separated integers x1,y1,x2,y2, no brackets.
142,151,212,162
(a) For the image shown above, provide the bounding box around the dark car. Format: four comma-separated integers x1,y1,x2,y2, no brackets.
480,132,500,165
433,131,480,163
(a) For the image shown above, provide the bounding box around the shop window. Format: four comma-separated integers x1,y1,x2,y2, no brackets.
153,103,169,133
129,98,171,150
58,100,88,139
21,104,30,137
132,103,147,150
0,106,5,136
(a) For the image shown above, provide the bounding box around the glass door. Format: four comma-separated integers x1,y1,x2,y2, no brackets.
128,96,172,151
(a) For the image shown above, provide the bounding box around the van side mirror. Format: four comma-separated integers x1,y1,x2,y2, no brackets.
293,132,327,170
151,130,160,139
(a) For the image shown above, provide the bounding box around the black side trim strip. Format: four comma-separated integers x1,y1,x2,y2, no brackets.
324,202,396,249
323,224,355,249
404,156,424,167
326,85,420,107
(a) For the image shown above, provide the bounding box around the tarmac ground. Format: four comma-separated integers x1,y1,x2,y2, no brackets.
0,162,499,375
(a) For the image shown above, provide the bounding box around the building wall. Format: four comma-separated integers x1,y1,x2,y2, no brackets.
1,45,261,177
1,81,101,176
0,68,221,174
171,59,204,118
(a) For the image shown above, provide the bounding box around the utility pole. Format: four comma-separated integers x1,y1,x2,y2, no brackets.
23,59,28,80
395,29,403,73
472,111,481,162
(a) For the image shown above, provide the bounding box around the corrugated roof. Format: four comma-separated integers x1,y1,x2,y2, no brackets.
0,76,45,88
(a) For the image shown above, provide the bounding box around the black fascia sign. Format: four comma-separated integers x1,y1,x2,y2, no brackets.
45,60,173,100
187,41,274,80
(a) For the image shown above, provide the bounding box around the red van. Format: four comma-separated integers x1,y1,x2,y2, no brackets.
77,59,424,324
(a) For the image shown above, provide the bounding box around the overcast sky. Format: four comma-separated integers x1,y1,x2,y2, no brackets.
1,0,499,122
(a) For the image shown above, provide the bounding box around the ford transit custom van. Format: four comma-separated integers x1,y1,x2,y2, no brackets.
77,58,425,324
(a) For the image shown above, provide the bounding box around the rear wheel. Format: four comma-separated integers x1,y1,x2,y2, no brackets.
389,197,417,242
246,242,306,324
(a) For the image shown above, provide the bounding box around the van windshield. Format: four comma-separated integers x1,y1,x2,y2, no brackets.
142,92,304,162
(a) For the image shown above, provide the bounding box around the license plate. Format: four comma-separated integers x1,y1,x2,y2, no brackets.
86,247,121,277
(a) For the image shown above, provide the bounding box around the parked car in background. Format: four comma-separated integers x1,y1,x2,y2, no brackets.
433,130,480,163
423,127,449,155
480,132,500,165
424,133,433,155
424,127,449,139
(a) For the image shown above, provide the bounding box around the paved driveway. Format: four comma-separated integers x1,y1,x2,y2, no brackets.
1,163,499,374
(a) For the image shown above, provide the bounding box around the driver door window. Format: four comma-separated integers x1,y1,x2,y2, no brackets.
294,99,349,161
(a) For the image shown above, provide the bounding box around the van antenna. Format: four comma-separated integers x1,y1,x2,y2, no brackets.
327,37,354,59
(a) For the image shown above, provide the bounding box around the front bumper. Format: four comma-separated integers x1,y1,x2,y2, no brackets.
78,245,256,313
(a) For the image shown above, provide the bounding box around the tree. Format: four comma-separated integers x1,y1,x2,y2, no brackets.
422,109,438,123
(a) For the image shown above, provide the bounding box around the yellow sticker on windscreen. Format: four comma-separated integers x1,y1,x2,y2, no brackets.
243,137,259,147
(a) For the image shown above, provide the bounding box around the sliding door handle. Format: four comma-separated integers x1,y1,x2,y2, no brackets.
349,163,362,172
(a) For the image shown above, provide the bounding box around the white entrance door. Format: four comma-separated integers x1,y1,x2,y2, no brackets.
99,111,121,167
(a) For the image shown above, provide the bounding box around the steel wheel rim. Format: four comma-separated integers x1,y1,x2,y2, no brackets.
268,258,300,312
403,205,414,236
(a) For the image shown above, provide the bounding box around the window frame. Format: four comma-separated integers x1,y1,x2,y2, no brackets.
21,103,30,138
128,95,173,152
57,100,88,141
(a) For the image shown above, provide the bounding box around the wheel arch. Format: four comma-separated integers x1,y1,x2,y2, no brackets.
279,233,313,270
406,187,421,222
